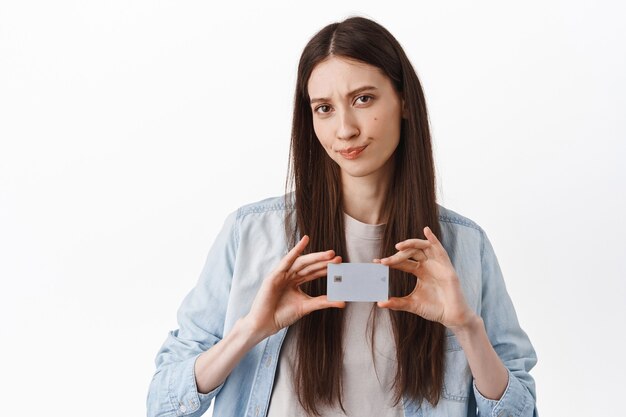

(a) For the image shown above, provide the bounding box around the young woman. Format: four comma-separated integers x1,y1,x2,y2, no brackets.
147,16,538,417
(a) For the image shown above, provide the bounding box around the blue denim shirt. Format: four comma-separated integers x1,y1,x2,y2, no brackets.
147,194,538,417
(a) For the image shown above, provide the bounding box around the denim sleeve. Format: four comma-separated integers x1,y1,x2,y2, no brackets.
474,229,538,417
147,209,239,417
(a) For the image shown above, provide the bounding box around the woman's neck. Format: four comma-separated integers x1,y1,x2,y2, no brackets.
340,160,393,225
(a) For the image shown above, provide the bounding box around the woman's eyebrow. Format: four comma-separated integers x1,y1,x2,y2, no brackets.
310,85,378,104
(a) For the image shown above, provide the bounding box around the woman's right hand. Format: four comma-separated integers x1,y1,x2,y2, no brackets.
244,235,345,340
193,235,344,395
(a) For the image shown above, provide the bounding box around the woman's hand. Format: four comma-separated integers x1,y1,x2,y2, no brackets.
244,235,346,341
374,226,476,332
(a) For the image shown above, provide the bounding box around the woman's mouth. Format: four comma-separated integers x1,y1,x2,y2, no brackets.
339,145,367,160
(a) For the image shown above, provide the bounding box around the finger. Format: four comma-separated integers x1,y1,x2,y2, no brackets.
397,237,438,259
382,259,422,275
423,226,439,243
377,296,412,312
290,249,337,273
294,255,341,279
379,248,426,265
292,262,335,285
276,235,310,272
424,226,443,252
394,238,431,250
301,295,346,315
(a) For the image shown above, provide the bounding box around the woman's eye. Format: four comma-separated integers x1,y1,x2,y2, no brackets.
315,105,331,114
356,95,372,105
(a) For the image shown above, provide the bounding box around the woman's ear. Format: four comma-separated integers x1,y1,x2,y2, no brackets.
401,97,408,119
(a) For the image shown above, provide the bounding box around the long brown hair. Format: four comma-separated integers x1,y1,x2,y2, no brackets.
284,16,445,415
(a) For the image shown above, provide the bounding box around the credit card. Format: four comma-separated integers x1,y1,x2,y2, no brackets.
327,263,389,302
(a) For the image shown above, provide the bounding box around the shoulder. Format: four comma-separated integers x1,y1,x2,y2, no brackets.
436,203,489,255
213,193,294,246
437,204,482,232
223,193,295,245
234,192,294,219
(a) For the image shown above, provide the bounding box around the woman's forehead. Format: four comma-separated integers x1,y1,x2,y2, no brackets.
307,56,390,98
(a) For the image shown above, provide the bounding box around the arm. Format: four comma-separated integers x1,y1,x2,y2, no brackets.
376,226,538,416
147,212,345,417
468,228,538,416
452,315,509,401
192,318,263,395
146,210,240,417
193,234,346,395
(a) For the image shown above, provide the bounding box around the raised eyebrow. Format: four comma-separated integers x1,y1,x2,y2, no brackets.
310,86,378,105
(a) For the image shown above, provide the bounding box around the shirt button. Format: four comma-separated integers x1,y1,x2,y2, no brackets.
179,404,187,413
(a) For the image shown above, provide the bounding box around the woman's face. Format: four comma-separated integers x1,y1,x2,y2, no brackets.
307,56,404,181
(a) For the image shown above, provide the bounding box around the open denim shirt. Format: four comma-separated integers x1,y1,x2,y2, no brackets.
147,194,538,417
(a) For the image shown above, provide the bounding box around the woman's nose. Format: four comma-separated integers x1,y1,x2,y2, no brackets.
336,110,360,141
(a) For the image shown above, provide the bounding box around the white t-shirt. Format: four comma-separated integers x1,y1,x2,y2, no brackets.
266,212,404,417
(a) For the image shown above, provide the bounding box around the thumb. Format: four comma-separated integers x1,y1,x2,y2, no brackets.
377,296,411,312
301,295,346,315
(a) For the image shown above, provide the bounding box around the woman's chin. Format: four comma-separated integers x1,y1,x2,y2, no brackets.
339,165,382,179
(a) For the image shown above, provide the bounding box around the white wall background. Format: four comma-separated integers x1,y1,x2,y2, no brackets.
1,1,624,416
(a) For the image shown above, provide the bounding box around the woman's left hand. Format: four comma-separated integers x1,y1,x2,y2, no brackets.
374,226,477,331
